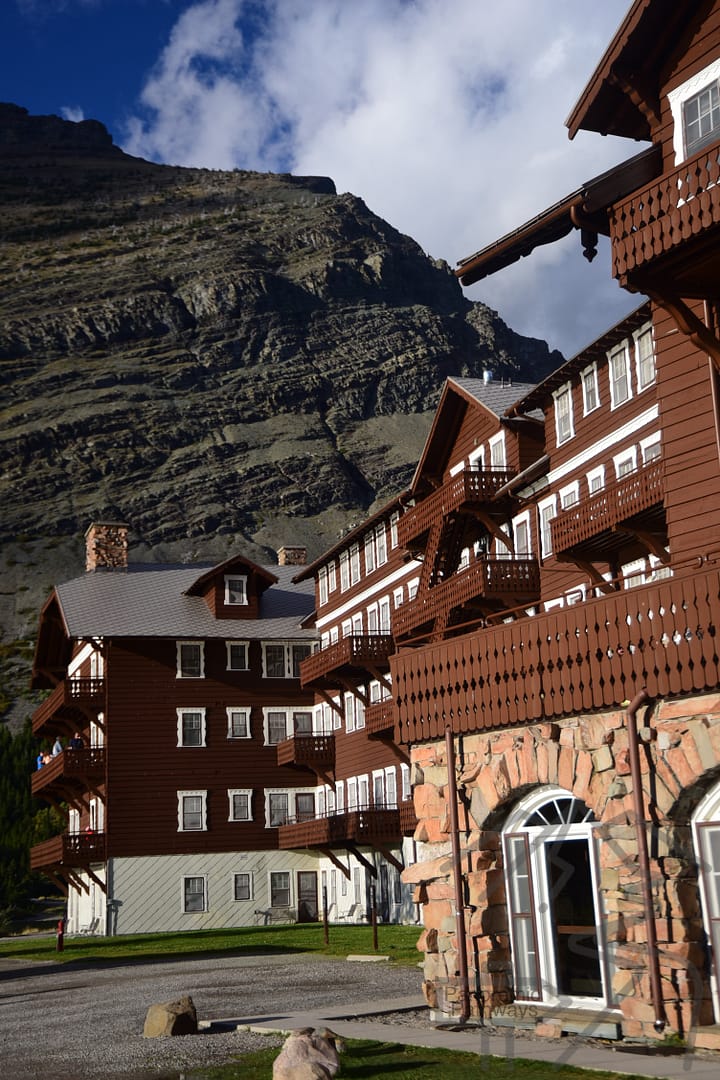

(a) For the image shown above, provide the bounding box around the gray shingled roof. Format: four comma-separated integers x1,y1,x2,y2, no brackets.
56,563,316,640
450,376,542,419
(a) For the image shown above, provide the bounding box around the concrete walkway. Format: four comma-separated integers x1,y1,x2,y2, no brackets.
214,995,720,1079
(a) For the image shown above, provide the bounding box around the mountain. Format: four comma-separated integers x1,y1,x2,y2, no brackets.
0,103,562,726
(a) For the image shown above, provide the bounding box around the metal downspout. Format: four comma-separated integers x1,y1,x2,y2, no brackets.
445,725,471,1024
625,689,666,1034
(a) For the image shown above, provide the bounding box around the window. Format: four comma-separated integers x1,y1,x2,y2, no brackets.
266,791,289,826
226,641,248,671
390,511,400,548
182,875,207,913
270,871,291,907
364,533,376,574
393,585,404,609
340,550,350,592
641,434,662,464
379,597,391,633
347,777,358,812
262,641,312,678
328,562,336,593
265,710,288,745
233,872,253,901
468,445,484,470
538,497,557,559
178,790,207,832
554,383,574,445
355,697,365,730
489,432,506,468
401,764,411,802
385,767,398,808
176,641,204,679
227,708,250,739
318,566,329,606
408,577,419,600
581,364,600,415
292,643,312,677
177,708,206,747
559,482,580,510
367,604,378,634
296,792,316,821
228,789,252,821
587,465,605,494
683,79,720,157
349,543,361,585
608,344,631,408
614,447,637,478
634,325,656,390
375,524,388,566
513,514,531,557
263,643,286,678
224,575,247,605
345,692,356,733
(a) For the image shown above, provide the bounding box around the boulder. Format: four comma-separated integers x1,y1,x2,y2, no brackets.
272,1026,343,1079
143,994,198,1037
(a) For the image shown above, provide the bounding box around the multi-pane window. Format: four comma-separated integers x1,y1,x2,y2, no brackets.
296,793,316,821
489,432,506,468
350,543,361,585
182,876,206,913
560,483,579,510
345,692,356,733
224,575,247,605
615,449,637,478
364,533,376,574
267,792,289,827
390,511,400,548
635,326,656,390
293,710,313,734
587,466,605,494
176,641,204,679
379,597,391,633
683,79,720,157
266,711,288,745
262,641,312,678
375,525,388,566
327,562,337,593
226,641,248,671
228,789,252,821
263,644,286,678
233,872,253,901
227,708,250,739
339,551,350,592
581,364,599,414
318,566,329,606
538,499,557,559
178,791,207,831
609,344,631,407
292,643,312,677
641,435,662,464
270,871,291,907
554,384,574,445
177,708,206,747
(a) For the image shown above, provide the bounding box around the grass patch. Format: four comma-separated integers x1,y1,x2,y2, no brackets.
177,1039,646,1080
0,922,422,966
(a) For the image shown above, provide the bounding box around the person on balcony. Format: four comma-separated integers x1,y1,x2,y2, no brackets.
52,736,63,756
69,732,84,749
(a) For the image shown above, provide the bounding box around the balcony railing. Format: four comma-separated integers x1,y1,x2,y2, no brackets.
32,677,105,735
30,831,107,871
398,468,514,548
276,734,335,769
399,798,418,836
365,698,395,737
551,460,664,554
277,807,401,849
300,634,394,688
392,555,540,639
610,144,720,284
31,747,106,796
390,563,720,744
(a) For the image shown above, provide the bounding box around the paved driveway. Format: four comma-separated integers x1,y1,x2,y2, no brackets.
0,951,423,1079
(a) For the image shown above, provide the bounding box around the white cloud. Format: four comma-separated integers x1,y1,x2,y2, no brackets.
61,105,85,122
123,0,637,357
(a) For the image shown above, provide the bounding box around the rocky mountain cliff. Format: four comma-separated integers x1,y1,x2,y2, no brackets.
0,103,562,725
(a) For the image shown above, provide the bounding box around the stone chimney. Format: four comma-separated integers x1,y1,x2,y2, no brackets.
277,545,307,567
85,522,129,572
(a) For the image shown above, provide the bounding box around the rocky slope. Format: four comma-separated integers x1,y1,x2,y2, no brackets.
0,103,562,725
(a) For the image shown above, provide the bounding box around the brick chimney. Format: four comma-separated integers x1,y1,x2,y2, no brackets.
277,545,307,567
85,522,129,572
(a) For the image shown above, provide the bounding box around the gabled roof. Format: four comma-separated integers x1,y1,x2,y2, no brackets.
184,553,277,596
566,0,709,140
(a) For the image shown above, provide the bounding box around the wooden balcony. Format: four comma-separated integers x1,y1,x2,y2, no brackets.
365,698,395,737
277,807,401,850
399,468,514,549
390,563,720,745
550,460,664,559
30,831,107,871
399,798,418,836
31,747,106,797
392,555,540,639
300,634,394,689
32,677,105,736
610,144,720,296
276,734,335,770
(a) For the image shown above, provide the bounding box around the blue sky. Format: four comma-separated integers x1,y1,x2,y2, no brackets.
1,0,638,357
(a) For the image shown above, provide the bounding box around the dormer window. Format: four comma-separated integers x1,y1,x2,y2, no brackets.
683,79,720,157
224,575,248,606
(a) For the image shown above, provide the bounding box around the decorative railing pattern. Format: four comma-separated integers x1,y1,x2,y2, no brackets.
300,634,394,686
30,831,107,870
31,747,106,795
398,468,514,548
391,565,720,744
276,734,335,768
610,145,720,281
392,556,540,639
551,460,664,552
365,698,395,736
277,807,401,849
399,798,418,835
32,677,105,733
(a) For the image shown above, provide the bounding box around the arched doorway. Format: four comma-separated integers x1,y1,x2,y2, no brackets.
692,780,720,1021
503,786,612,1007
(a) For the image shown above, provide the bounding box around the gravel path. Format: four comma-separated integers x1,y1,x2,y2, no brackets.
0,952,423,1079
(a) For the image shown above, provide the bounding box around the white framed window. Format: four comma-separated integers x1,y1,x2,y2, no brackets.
350,543,361,585
634,324,656,390
449,460,465,476
553,383,574,445
352,612,363,635
489,431,506,468
408,577,419,600
375,524,388,566
339,550,350,592
393,585,404,609
513,513,531,557
177,790,207,832
318,566,329,606
296,791,316,821
266,791,289,827
341,618,352,638
182,875,207,913
233,872,253,901
345,692,356,733
262,641,312,678
559,481,580,510
226,641,249,671
669,58,720,163
587,465,605,494
364,533,376,575
292,643,312,677
390,511,400,548
176,641,204,679
581,363,600,415
640,433,662,464
401,764,411,802
614,447,637,478
263,709,289,745
270,871,292,907
372,769,386,807
293,710,313,734
224,575,247,606
385,766,398,808
608,343,632,408
366,603,379,634
227,708,250,739
468,444,485,469
228,788,253,821
379,596,391,633
176,708,206,748
347,777,358,812
538,495,557,560
328,562,337,593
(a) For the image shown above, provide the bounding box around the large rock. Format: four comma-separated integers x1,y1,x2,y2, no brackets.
272,1027,343,1079
143,994,198,1037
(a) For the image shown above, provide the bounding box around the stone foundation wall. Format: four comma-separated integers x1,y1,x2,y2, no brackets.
402,693,720,1038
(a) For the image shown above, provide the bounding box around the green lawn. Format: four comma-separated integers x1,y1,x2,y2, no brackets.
0,922,422,965
182,1038,647,1080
